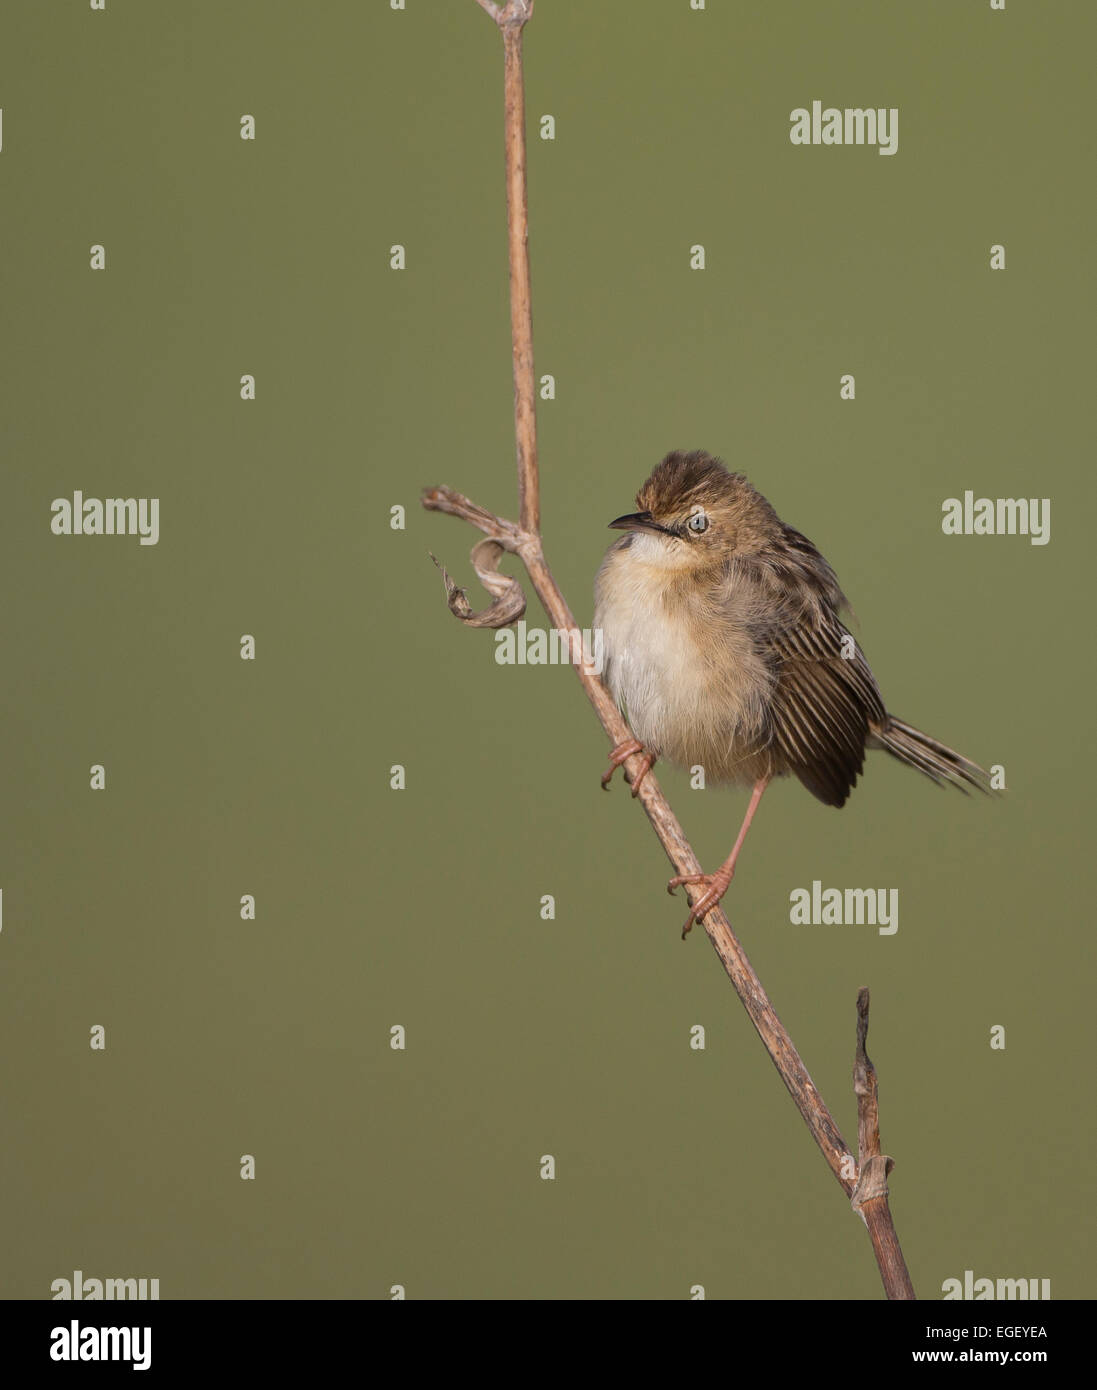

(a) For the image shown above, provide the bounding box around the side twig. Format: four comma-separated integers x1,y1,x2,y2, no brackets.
852,989,916,1299
424,0,915,1299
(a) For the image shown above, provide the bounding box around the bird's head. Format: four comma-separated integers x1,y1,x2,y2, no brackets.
608,451,779,571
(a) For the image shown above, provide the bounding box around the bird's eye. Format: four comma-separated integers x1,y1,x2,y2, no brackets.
686,509,709,534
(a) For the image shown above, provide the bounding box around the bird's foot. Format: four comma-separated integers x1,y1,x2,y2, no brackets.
667,865,736,939
600,740,656,797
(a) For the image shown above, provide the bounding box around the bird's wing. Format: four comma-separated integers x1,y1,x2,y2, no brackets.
740,528,888,808
766,613,887,806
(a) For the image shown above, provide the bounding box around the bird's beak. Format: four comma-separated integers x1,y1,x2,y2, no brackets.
608,510,669,534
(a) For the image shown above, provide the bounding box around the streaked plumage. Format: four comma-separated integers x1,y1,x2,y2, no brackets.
595,450,992,807
594,451,992,935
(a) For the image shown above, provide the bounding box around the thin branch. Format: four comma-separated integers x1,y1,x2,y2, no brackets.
472,1,538,530
424,0,915,1299
501,21,539,533
421,485,526,552
852,990,916,1300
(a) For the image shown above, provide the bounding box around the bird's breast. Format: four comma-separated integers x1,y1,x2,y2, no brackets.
593,547,774,781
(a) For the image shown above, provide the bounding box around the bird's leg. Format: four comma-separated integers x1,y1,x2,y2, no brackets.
669,777,770,938
601,739,656,797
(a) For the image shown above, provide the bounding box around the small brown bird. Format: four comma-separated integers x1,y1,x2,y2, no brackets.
594,450,992,937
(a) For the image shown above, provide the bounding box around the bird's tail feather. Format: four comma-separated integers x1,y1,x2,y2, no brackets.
874,717,995,795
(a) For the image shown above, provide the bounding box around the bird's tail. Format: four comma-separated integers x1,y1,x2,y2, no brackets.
873,717,995,795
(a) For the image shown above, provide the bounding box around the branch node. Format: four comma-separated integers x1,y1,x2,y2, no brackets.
851,1152,895,1220
475,0,533,31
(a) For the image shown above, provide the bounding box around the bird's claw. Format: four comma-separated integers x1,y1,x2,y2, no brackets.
667,869,735,938
600,740,655,796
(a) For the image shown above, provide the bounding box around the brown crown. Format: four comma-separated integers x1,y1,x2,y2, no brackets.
636,450,753,516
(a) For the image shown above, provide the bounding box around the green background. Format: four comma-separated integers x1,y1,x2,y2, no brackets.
1,0,1092,1300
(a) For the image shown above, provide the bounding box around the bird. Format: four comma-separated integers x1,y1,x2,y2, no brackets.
593,450,993,938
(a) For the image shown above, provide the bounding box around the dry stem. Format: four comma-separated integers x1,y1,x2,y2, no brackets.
424,0,916,1300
